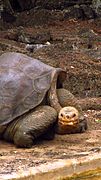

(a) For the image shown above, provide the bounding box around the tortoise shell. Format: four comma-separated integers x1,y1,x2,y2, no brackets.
0,52,66,125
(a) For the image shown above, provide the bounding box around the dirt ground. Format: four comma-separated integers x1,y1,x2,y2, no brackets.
0,12,101,178
0,110,101,178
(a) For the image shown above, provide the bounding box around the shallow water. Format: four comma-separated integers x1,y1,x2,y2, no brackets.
63,169,101,180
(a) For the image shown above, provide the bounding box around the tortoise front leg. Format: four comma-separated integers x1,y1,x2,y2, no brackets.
0,125,7,139
3,106,57,148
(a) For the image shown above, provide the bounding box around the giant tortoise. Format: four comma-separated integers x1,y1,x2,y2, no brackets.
0,52,87,148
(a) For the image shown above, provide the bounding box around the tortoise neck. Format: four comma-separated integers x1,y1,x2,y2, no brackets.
48,70,62,113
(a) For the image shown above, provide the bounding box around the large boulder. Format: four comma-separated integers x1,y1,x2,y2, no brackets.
92,0,101,17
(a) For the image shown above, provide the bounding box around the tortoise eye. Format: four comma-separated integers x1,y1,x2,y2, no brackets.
72,113,76,118
61,113,64,117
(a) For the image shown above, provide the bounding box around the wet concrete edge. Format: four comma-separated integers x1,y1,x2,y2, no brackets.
1,152,101,180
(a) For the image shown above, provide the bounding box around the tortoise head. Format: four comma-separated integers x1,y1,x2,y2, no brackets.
58,106,79,126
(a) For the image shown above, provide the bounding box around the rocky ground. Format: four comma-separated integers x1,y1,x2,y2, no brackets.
0,10,101,179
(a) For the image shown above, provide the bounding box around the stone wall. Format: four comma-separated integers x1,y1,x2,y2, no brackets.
0,0,100,24
1,0,101,17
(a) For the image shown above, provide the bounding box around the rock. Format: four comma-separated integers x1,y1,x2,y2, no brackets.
26,43,50,52
16,0,34,11
12,26,51,44
35,0,92,10
64,5,84,20
1,11,16,23
80,5,96,19
0,0,100,23
92,0,101,17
